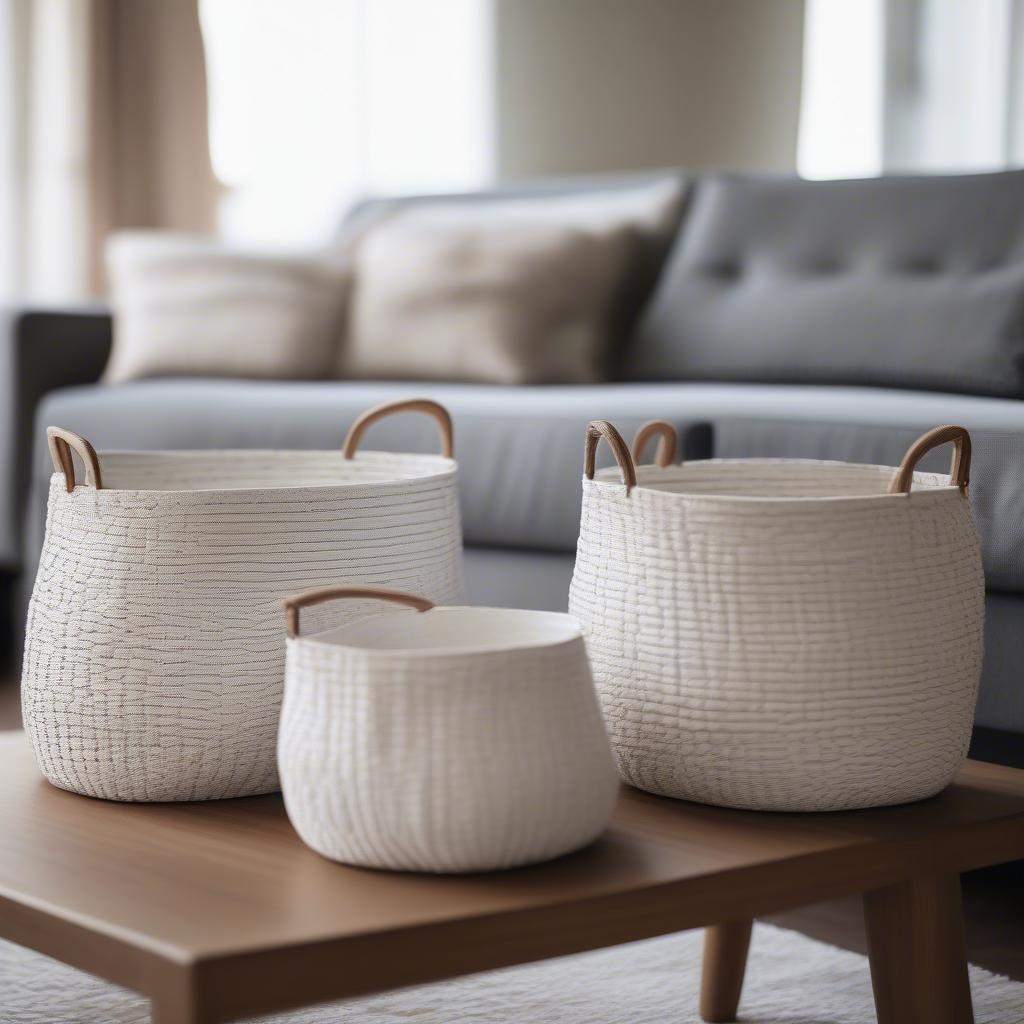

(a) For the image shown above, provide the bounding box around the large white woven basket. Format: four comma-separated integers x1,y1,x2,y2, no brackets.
569,420,985,812
22,399,464,802
278,585,618,872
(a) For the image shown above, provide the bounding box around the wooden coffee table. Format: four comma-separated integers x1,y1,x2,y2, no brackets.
2,731,1023,1024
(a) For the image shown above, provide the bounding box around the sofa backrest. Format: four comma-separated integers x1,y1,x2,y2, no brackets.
626,170,1024,398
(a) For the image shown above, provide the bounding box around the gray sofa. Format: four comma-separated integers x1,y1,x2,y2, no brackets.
5,170,1024,764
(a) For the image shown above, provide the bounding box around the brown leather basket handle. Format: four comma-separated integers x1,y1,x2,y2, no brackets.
46,427,103,492
584,420,637,494
283,584,434,639
632,420,678,468
889,425,971,496
342,399,454,459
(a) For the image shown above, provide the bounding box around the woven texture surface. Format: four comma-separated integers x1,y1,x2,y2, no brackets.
569,459,986,811
279,613,617,872
22,451,463,802
3,923,1022,1023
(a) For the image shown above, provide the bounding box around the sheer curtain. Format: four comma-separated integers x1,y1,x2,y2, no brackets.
0,0,91,301
1,0,492,297
799,0,1024,179
0,0,216,302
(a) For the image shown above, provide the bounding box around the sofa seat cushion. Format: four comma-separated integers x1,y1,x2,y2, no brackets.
978,591,1024,734
31,381,1024,593
628,170,1024,398
464,546,575,613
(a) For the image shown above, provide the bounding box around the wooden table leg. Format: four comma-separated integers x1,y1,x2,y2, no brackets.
863,874,974,1024
149,965,203,1024
700,919,753,1023
151,997,200,1024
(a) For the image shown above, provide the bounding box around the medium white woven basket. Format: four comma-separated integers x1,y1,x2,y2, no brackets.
278,585,618,873
568,420,985,812
22,400,465,802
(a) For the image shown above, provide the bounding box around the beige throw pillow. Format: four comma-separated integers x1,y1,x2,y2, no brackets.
343,180,683,385
104,233,352,383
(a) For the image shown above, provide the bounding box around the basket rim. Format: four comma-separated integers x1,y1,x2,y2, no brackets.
289,606,584,661
588,457,963,503
49,448,457,498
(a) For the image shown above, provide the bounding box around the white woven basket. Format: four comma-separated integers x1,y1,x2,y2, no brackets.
278,585,618,873
568,420,986,812
22,400,465,802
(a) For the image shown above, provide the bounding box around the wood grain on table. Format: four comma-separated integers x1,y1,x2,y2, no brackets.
1,731,1023,1022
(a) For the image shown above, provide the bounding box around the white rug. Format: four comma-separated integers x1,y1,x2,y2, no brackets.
1,923,1022,1024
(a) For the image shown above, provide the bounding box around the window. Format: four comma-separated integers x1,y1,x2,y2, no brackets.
798,0,1024,180
797,0,885,179
199,0,493,247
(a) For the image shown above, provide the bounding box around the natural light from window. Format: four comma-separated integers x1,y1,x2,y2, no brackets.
199,0,493,247
797,0,885,180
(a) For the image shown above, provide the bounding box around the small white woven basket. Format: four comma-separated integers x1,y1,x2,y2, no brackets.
22,400,464,803
569,420,986,812
278,585,618,873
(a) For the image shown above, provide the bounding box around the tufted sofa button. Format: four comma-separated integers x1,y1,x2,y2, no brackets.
808,259,842,275
701,261,742,280
903,257,941,274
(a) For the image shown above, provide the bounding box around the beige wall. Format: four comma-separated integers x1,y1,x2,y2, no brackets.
494,0,805,179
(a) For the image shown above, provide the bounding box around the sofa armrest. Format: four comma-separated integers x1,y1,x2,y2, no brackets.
0,304,112,569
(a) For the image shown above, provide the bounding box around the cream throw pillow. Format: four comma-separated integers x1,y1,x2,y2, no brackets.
104,233,352,383
343,181,682,385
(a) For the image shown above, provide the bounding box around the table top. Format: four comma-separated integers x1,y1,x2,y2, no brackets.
3,730,1024,1016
